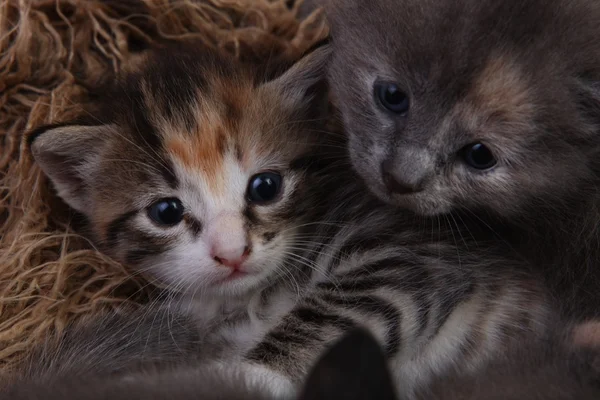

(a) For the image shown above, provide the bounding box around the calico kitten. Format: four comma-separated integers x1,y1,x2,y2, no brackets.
28,41,554,397
3,327,397,400
325,0,600,319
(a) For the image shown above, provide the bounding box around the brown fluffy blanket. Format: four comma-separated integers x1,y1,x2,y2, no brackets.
0,0,327,372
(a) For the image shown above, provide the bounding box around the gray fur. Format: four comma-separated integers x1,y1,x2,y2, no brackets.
3,324,397,400
5,314,600,400
418,333,600,400
325,0,600,319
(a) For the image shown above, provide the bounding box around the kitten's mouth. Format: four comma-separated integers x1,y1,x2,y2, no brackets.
225,270,248,281
215,268,250,284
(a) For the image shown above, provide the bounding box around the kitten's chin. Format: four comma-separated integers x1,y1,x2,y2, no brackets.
366,180,451,217
396,195,452,217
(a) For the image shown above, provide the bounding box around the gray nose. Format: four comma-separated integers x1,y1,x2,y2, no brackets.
380,159,425,195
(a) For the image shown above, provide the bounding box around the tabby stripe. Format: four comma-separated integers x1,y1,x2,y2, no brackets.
106,210,138,245
430,280,477,338
243,206,260,226
320,293,402,356
183,214,203,236
320,257,424,291
319,276,431,338
125,232,169,264
125,247,164,265
126,79,179,190
158,158,179,190
330,235,391,269
266,328,322,347
247,307,356,366
319,259,433,337
246,340,289,363
292,306,356,331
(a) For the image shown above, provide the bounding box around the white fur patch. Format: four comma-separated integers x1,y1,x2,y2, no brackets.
210,361,297,399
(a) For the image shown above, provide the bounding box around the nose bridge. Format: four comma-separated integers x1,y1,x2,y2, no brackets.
207,211,246,241
393,145,434,184
206,211,248,257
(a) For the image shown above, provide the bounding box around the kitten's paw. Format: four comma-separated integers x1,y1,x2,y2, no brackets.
210,361,296,399
243,363,296,398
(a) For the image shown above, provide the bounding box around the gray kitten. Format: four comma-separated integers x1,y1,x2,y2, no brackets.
325,0,600,319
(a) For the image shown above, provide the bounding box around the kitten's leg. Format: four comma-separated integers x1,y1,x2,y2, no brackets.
209,361,297,399
234,273,552,396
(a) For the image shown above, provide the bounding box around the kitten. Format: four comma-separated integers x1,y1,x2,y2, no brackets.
28,41,555,396
325,0,600,319
3,327,397,400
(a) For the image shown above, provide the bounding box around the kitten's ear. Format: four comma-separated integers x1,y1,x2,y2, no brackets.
297,328,397,400
263,41,331,108
27,123,113,213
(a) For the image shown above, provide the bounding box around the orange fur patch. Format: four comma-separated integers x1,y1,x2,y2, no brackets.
166,129,225,194
572,320,600,349
469,54,534,122
163,82,255,195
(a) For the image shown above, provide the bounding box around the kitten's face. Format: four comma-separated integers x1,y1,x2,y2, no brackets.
327,0,600,217
29,44,331,298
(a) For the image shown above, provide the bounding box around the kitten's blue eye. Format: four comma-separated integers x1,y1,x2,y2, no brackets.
148,198,184,226
247,172,283,204
375,82,409,114
462,143,497,170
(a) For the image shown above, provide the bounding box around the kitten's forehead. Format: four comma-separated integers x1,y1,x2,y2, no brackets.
328,0,597,141
108,52,307,191
144,75,257,195
459,53,536,133
329,0,588,82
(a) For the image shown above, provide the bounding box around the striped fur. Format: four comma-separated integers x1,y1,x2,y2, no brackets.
29,42,556,397
4,328,396,400
7,311,600,400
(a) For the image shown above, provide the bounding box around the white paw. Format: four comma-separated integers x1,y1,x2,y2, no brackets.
210,361,296,399
243,363,296,398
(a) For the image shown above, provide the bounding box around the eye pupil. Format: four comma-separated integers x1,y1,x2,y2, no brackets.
384,86,403,104
375,82,410,113
463,143,497,170
247,172,282,204
148,198,184,226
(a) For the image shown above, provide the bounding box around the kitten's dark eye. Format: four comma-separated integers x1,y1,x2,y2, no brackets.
148,198,184,226
375,82,410,114
247,172,283,204
462,143,497,170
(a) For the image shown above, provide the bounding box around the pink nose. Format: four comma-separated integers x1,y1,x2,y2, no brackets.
212,245,251,269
